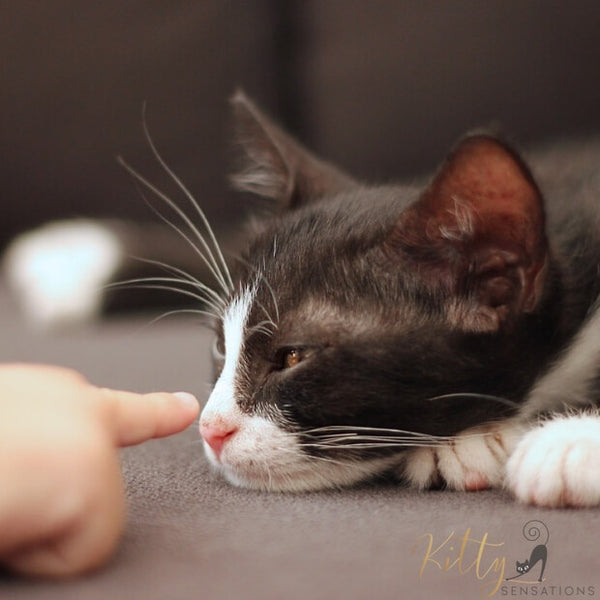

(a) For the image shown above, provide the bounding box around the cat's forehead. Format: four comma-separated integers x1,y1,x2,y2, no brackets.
248,186,416,259
224,261,440,345
225,185,438,335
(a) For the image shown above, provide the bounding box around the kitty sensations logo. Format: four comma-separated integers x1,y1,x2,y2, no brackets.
413,519,596,598
413,525,507,597
504,520,548,584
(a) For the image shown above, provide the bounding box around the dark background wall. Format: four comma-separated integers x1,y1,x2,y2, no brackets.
2,0,600,249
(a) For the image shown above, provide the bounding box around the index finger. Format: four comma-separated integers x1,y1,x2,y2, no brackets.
97,388,200,446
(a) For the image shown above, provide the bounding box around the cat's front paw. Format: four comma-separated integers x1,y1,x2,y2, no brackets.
506,413,600,507
402,421,524,491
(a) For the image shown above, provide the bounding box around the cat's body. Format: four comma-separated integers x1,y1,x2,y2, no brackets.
507,520,549,582
5,93,600,506
513,545,548,582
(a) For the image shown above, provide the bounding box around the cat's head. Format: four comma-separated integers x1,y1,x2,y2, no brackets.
199,92,556,492
516,560,530,573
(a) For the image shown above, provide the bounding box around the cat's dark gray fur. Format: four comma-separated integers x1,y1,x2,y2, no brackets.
6,93,600,504
199,94,600,501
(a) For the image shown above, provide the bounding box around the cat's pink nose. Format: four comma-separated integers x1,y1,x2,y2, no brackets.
199,422,238,456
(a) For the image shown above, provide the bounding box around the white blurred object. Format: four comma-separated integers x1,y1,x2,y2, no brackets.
3,220,123,329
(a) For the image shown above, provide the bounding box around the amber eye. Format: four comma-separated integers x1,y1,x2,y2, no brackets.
275,346,318,372
283,348,301,369
275,347,309,371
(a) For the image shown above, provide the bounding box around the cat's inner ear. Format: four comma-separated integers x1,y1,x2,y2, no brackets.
230,91,355,208
389,134,548,331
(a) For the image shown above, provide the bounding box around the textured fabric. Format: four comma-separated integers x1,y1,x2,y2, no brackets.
3,3,600,596
1,286,599,599
4,2,600,248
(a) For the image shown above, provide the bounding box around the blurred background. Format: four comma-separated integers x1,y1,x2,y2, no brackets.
2,0,600,251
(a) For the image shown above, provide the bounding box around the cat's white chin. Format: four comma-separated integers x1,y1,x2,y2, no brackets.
204,440,397,492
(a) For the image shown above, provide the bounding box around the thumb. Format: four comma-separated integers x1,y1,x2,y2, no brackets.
97,388,200,447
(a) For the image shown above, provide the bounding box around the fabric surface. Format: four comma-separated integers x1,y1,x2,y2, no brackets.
1,286,599,599
3,3,600,597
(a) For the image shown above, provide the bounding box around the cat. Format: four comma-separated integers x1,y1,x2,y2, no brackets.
506,520,549,582
5,92,600,506
198,93,600,505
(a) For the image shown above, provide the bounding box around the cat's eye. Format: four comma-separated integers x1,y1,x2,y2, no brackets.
276,347,312,371
283,349,301,369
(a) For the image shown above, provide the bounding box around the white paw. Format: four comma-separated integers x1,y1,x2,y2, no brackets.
506,413,600,507
403,421,524,491
3,220,123,328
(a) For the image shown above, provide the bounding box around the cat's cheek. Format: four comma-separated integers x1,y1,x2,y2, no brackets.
200,411,347,493
506,413,600,507
202,414,402,492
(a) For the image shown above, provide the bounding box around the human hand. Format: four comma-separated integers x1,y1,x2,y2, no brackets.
0,363,199,577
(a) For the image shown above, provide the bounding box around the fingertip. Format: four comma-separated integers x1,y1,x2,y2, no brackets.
108,389,201,446
172,392,200,412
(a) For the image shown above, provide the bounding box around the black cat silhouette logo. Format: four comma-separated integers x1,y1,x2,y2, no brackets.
506,520,549,583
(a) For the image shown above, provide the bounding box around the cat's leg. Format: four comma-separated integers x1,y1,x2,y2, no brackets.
505,303,600,507
506,412,600,507
401,420,525,491
535,547,548,582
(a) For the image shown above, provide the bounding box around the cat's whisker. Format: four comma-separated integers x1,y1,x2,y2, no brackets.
254,299,278,332
131,176,231,298
301,441,445,450
129,255,227,311
107,274,217,297
302,424,450,439
310,436,447,446
234,256,280,329
143,308,217,328
126,167,226,294
135,181,229,296
299,424,508,452
247,318,277,338
117,156,231,297
110,274,224,312
425,392,520,410
140,111,234,293
277,446,357,469
105,280,223,316
258,273,280,325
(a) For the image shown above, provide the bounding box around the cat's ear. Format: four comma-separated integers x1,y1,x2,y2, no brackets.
230,91,355,208
388,134,548,331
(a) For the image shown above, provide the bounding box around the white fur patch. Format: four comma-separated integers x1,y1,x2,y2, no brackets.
3,220,123,328
506,413,600,507
217,419,399,492
201,288,399,491
201,289,253,443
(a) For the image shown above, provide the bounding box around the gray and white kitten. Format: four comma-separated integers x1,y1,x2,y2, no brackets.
6,93,600,507
199,94,600,506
